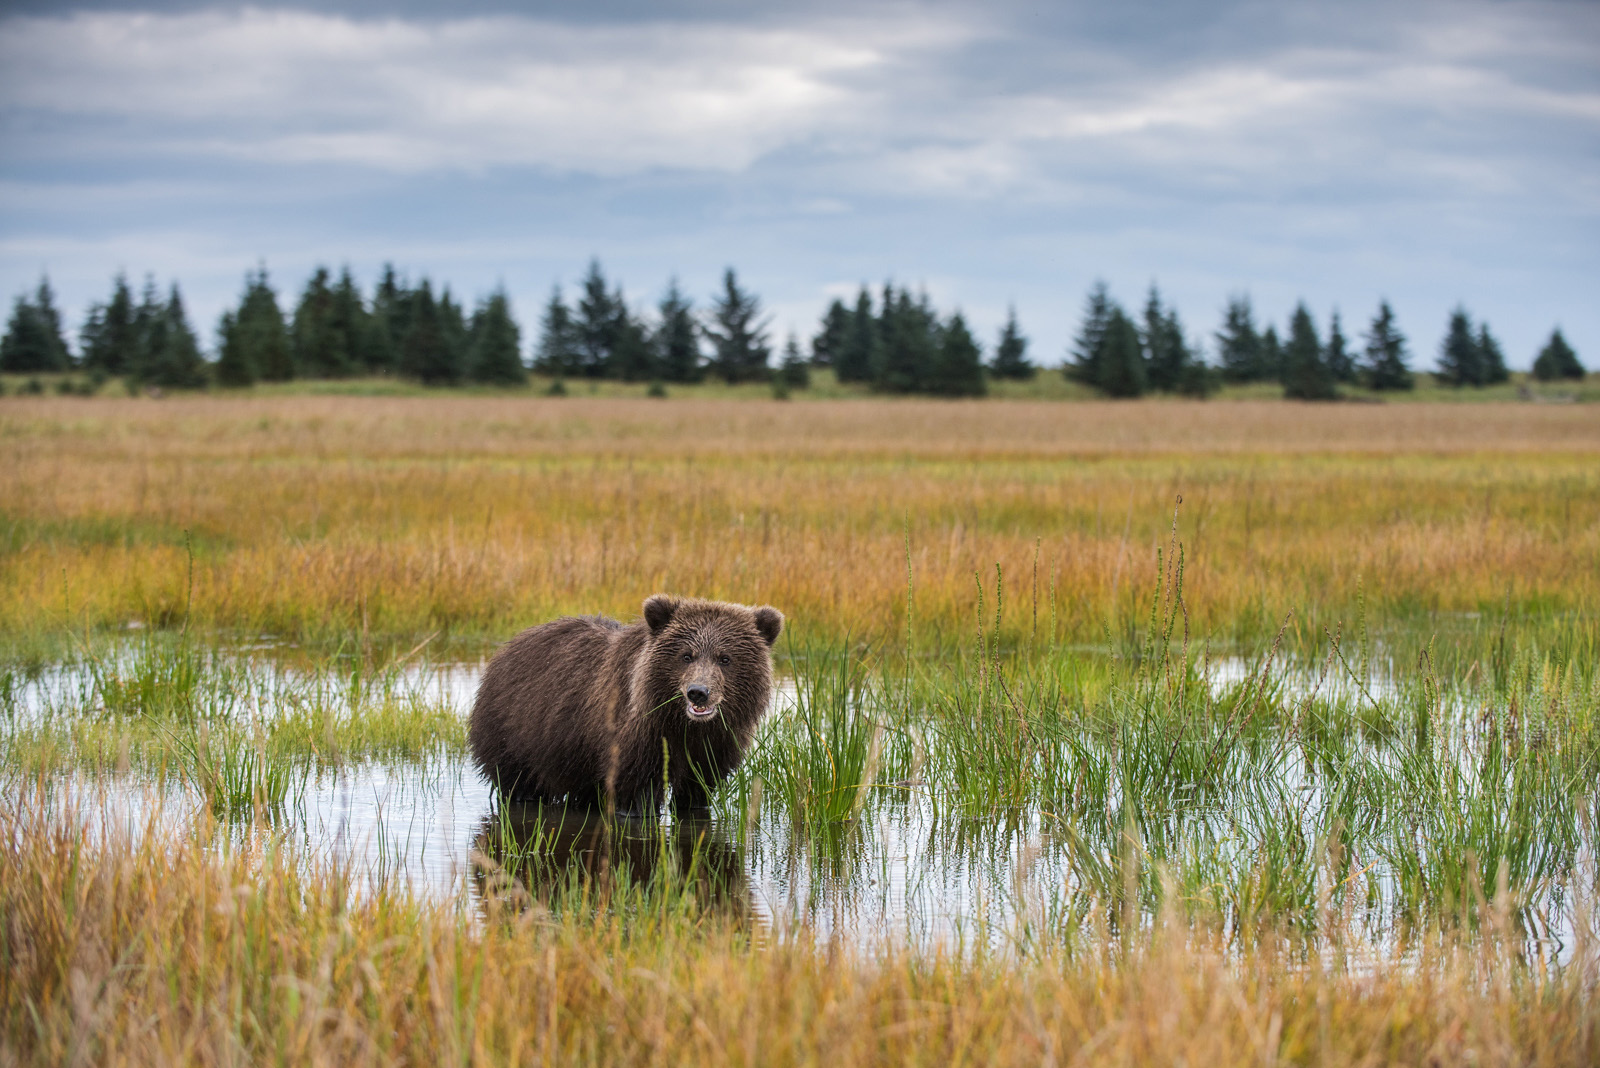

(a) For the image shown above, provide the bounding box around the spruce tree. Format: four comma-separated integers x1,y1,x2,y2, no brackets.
293,268,346,378
1362,300,1413,391
1141,285,1193,392
834,288,877,384
810,299,850,370
533,287,582,378
80,273,138,376
1532,329,1584,380
703,268,771,383
1066,281,1113,386
1215,295,1264,382
609,307,656,382
401,281,461,386
0,276,71,372
468,289,526,385
574,259,620,378
365,265,408,373
1436,307,1484,387
928,312,986,397
139,286,207,389
1325,311,1356,383
1282,302,1335,400
1477,323,1509,384
873,285,936,394
1097,307,1146,398
233,268,293,381
214,310,251,387
989,306,1034,379
654,279,702,383
777,332,810,390
1260,326,1284,384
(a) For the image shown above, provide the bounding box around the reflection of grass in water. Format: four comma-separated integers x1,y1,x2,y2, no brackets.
3,784,1597,1066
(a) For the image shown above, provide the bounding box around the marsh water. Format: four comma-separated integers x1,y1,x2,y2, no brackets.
5,642,1596,961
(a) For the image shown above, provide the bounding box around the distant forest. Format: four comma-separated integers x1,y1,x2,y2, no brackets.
0,260,1587,397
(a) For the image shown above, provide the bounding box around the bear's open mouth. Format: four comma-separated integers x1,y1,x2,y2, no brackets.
686,701,718,719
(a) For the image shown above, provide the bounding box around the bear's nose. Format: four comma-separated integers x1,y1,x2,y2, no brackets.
686,684,711,707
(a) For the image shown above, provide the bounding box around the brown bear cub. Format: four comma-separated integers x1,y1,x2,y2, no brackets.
469,595,783,814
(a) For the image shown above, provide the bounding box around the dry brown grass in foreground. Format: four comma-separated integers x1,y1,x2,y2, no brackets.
2,794,1595,1068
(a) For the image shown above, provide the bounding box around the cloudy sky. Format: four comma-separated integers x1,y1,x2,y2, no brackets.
1,0,1596,369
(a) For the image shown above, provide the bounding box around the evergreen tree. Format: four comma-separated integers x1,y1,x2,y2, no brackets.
1532,329,1584,380
439,288,468,381
574,259,620,378
1215,295,1264,382
532,287,582,378
232,268,293,381
1325,311,1356,383
872,285,936,394
810,298,851,369
400,281,461,385
137,285,207,389
928,312,986,397
467,289,526,385
988,306,1034,379
1097,307,1146,398
1362,300,1414,391
1260,326,1283,384
703,268,771,383
654,279,702,383
1141,285,1194,392
80,273,139,376
1477,323,1509,384
1066,281,1113,386
0,276,71,372
1282,302,1336,400
834,287,877,384
365,265,408,373
292,267,354,378
777,332,810,390
608,304,656,382
1436,306,1484,387
214,309,250,387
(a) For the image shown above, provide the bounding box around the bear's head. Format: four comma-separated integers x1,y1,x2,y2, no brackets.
641,594,783,724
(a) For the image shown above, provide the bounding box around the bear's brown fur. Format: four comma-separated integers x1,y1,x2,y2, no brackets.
469,595,783,813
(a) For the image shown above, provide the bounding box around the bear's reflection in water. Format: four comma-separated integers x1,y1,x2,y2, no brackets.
470,802,752,921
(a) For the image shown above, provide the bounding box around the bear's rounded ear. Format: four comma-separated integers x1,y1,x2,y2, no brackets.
644,595,680,634
752,606,784,647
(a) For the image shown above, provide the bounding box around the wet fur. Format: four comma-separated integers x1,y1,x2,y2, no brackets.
469,596,782,813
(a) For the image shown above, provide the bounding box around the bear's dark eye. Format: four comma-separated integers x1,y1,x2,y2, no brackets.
718,654,731,666
682,652,694,663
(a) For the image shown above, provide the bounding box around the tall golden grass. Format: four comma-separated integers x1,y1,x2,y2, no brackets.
4,395,1597,651
2,788,1595,1067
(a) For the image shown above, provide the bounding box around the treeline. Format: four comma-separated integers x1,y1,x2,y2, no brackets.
0,264,1587,396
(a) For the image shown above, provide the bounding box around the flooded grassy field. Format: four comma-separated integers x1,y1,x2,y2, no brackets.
2,394,1598,1064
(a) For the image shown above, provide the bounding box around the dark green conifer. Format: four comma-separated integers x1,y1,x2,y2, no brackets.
608,305,656,382
1436,307,1484,387
401,281,460,385
230,268,293,381
654,279,702,383
467,289,526,385
810,299,851,370
0,276,71,372
928,312,986,397
703,268,771,383
1362,300,1414,391
872,285,936,394
1141,285,1194,392
1260,326,1284,383
989,306,1034,379
80,274,138,376
1282,302,1336,400
778,332,810,390
364,265,408,372
1477,323,1509,384
1215,295,1264,382
834,288,877,384
138,285,207,389
1066,281,1113,386
575,259,620,378
1097,307,1146,398
1325,311,1356,383
533,287,582,378
1532,329,1584,380
292,267,355,378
